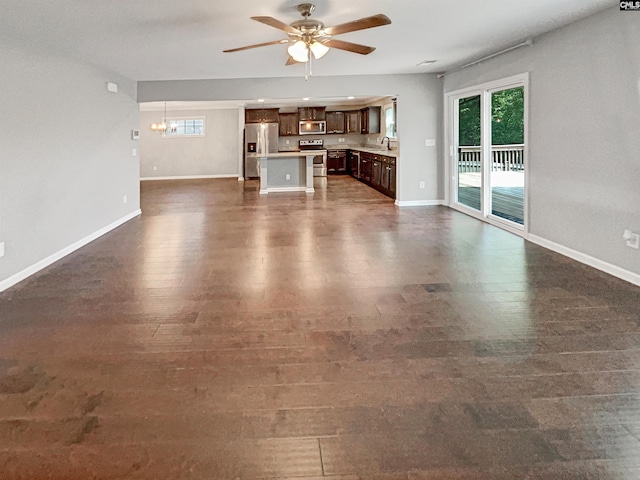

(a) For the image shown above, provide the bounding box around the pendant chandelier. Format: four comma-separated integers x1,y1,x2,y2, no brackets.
150,102,168,133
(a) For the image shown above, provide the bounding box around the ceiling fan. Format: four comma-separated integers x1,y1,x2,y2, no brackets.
223,3,391,65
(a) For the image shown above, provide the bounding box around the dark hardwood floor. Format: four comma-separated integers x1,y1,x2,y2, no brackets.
1,176,639,479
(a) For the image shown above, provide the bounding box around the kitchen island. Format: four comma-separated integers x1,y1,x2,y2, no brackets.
247,152,315,195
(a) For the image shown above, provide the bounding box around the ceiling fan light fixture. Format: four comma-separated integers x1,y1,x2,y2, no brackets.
288,40,309,62
309,41,329,59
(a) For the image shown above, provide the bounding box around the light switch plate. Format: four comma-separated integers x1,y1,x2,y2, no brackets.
0,242,5,258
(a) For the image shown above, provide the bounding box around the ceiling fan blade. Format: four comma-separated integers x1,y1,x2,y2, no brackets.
223,39,290,53
285,56,298,66
323,14,391,36
251,16,302,35
323,39,375,55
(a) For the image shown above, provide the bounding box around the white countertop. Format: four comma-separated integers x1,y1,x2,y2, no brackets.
351,147,398,158
324,145,398,158
247,150,326,158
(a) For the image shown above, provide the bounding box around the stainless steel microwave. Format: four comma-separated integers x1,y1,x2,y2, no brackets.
299,120,326,135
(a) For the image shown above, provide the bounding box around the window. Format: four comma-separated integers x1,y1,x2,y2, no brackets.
164,117,205,137
384,99,397,138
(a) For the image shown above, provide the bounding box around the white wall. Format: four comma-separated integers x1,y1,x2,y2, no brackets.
0,44,140,289
140,108,239,178
444,7,640,278
137,74,443,204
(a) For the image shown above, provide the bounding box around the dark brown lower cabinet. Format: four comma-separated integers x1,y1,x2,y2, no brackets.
360,154,372,183
388,158,396,198
348,151,358,176
347,149,396,199
371,155,382,187
380,156,390,190
327,149,347,174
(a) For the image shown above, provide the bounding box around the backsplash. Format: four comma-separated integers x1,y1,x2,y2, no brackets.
278,133,365,150
278,133,398,151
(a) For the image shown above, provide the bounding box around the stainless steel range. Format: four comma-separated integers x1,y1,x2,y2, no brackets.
299,139,327,177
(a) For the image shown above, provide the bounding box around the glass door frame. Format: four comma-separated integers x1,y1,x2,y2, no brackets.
444,73,529,237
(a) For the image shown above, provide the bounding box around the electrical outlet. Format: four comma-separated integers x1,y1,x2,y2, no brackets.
419,181,425,189
285,140,290,145
285,173,291,180
339,138,345,143
623,229,640,249
132,148,137,157
123,195,127,204
0,242,4,258
153,166,157,171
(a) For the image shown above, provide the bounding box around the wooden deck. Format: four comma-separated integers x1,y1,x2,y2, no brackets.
459,186,524,224
457,171,524,224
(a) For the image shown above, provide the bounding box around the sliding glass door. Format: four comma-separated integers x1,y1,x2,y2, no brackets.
456,94,482,212
449,75,527,233
489,86,525,224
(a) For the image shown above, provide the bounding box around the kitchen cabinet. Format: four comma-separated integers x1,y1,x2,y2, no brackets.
245,108,279,124
360,106,381,134
348,150,359,177
298,107,326,121
327,149,347,174
371,154,382,187
326,111,345,134
377,155,396,197
388,157,397,197
360,153,372,183
347,149,397,199
278,112,298,136
380,156,390,192
346,111,360,134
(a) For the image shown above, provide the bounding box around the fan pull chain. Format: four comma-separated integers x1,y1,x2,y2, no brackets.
305,49,311,81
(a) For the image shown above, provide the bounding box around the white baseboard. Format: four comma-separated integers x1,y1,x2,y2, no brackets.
260,186,309,195
528,234,640,287
395,200,444,207
140,174,238,181
0,209,142,293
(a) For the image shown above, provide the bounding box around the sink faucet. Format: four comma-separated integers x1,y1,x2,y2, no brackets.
381,136,391,150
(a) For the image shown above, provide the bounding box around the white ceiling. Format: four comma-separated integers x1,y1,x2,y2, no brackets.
1,0,614,81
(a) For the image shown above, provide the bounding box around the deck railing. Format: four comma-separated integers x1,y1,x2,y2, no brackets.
458,145,525,173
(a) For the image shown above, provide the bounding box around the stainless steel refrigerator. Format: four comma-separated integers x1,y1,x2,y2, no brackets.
244,123,279,178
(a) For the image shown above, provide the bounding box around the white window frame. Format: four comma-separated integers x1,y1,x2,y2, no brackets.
384,104,397,139
163,116,206,138
444,73,529,238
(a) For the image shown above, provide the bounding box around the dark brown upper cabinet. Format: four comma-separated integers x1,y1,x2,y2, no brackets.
326,111,346,134
278,112,298,136
298,107,326,121
360,106,381,134
245,108,279,124
345,110,361,134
